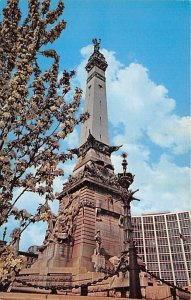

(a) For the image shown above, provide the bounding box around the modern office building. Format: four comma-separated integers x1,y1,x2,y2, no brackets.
132,211,191,287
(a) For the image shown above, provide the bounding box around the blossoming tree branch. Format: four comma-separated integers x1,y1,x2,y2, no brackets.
0,0,88,287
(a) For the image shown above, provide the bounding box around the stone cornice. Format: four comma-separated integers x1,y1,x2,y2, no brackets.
57,160,134,200
86,50,108,72
87,71,106,83
70,132,122,159
58,176,121,200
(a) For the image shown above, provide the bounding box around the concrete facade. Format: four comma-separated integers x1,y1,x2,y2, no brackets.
132,211,191,287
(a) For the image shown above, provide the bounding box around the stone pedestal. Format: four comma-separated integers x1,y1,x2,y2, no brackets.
91,250,106,272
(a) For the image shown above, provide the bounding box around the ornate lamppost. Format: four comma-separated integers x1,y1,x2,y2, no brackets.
118,153,142,299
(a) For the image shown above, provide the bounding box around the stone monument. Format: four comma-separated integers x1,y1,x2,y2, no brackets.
12,39,141,297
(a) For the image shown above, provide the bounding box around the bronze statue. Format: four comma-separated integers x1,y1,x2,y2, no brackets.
94,230,102,255
92,38,101,51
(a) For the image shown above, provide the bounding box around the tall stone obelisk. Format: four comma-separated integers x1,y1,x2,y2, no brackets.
73,39,116,175
80,38,109,146
60,39,123,271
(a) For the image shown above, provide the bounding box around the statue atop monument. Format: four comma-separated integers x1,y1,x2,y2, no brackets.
92,38,101,51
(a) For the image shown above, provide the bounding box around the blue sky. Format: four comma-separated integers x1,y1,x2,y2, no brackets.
0,0,190,249
60,0,190,114
56,0,190,168
59,0,191,213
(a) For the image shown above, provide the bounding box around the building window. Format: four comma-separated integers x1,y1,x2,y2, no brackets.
171,253,184,261
156,230,167,238
155,222,166,230
158,246,169,254
180,227,190,235
145,239,156,247
179,219,191,228
161,272,173,280
159,254,171,261
144,223,154,230
173,262,186,271
184,244,191,253
174,271,187,280
185,252,191,261
160,263,172,271
170,245,182,253
147,263,159,271
145,231,155,238
178,212,189,220
157,238,168,246
146,247,157,254
146,254,158,262
168,228,180,236
143,217,153,223
154,215,165,222
169,236,181,245
166,214,177,221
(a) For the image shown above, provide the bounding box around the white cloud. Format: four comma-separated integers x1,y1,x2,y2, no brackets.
53,176,65,193
107,60,190,154
75,45,191,214
13,188,45,214
148,115,191,154
19,222,47,251
112,148,190,215
76,46,191,155
64,128,79,149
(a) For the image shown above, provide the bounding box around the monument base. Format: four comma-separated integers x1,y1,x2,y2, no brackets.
10,265,132,298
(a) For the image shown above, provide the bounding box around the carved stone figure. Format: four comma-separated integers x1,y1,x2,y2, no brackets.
118,215,124,227
94,230,102,255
